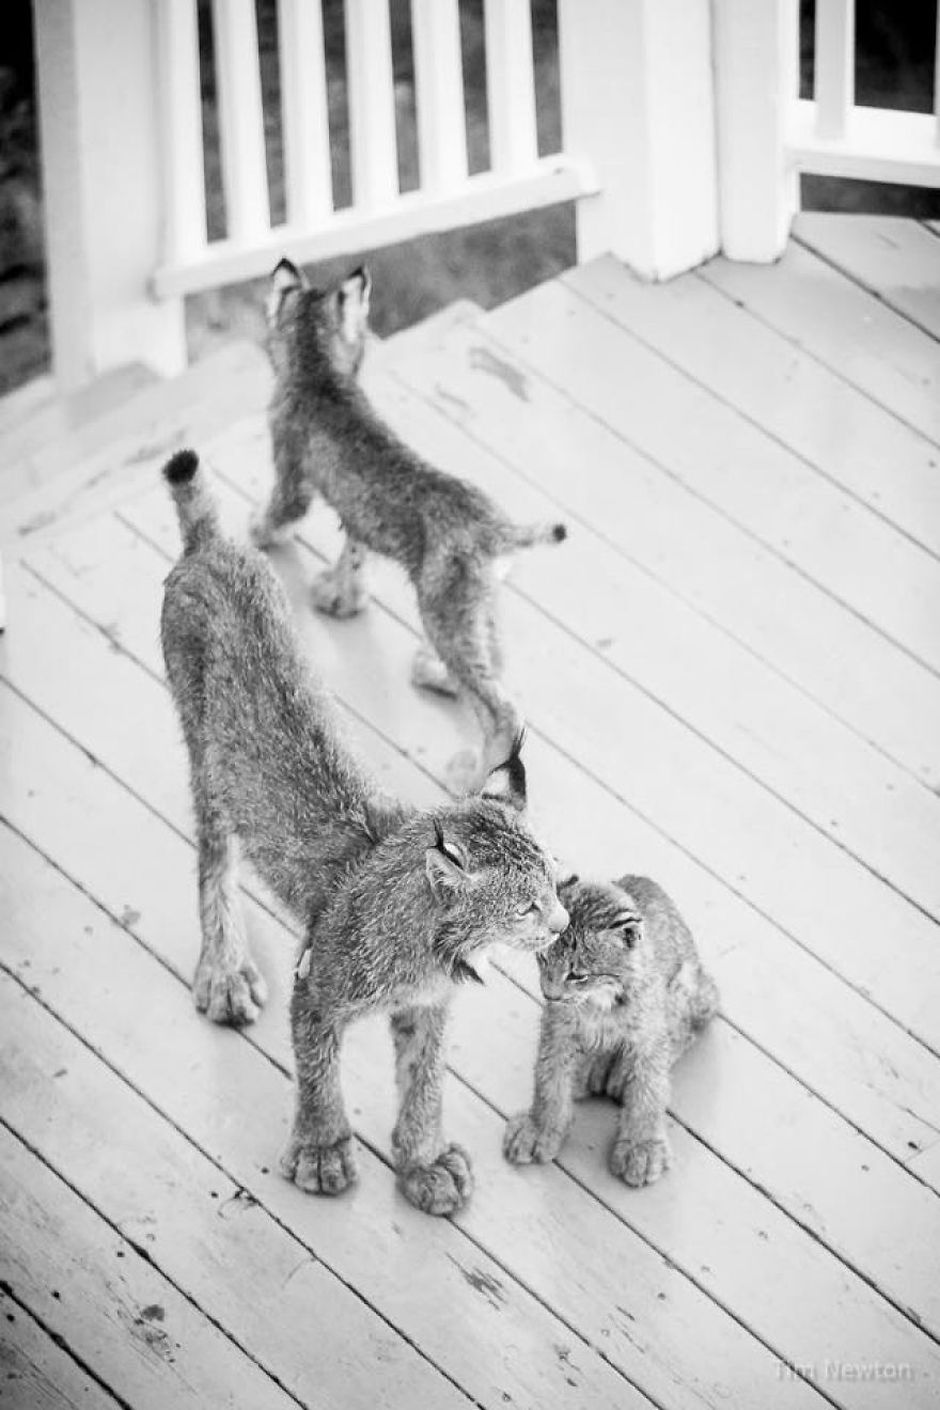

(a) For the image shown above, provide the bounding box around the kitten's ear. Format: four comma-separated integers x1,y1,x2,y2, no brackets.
481,729,527,813
336,265,371,345
425,821,469,905
267,257,306,323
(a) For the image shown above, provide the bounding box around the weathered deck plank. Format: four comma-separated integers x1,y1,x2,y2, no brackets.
564,255,940,556
698,245,940,444
794,214,940,342
0,1120,297,1410
483,274,940,675
0,1289,120,1410
386,319,940,792
0,968,474,1410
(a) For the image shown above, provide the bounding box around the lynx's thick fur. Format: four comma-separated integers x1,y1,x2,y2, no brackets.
504,874,718,1187
160,450,568,1215
251,258,567,794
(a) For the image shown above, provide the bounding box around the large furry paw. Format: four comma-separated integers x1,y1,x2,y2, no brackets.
248,508,292,550
310,568,369,618
399,1144,473,1216
502,1111,564,1165
280,1132,358,1195
410,644,459,698
444,748,484,797
193,956,267,1026
610,1134,672,1187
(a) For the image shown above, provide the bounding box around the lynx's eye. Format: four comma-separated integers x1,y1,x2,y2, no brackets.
517,899,540,918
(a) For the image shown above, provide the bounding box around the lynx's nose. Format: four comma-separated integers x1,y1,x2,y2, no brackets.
547,901,569,935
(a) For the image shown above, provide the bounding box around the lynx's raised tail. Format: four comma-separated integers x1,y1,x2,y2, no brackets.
501,520,568,552
164,449,220,553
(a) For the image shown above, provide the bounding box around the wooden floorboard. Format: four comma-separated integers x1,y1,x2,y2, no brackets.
0,1287,120,1410
0,967,473,1410
697,244,940,446
567,256,940,560
794,213,940,342
3,234,938,1408
0,1114,296,1410
484,273,940,676
394,318,940,793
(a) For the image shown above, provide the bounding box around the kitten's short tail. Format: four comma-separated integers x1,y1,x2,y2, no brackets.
503,520,568,552
163,449,220,553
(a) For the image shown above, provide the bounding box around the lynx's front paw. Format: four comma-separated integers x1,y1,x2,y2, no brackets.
610,1134,671,1187
399,1144,473,1216
193,956,267,1026
310,568,369,618
280,1132,358,1195
502,1111,565,1165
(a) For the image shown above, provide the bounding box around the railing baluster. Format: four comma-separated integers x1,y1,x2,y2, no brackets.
814,0,855,140
345,0,398,209
935,2,940,145
212,0,270,241
277,0,332,225
411,0,468,192
158,0,207,261
484,0,538,173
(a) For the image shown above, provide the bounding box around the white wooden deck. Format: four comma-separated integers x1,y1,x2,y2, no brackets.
2,212,939,1410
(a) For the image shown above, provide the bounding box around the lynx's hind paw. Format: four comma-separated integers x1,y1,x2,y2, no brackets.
610,1134,672,1187
310,569,369,618
399,1144,473,1215
193,957,267,1026
502,1112,564,1165
280,1133,358,1195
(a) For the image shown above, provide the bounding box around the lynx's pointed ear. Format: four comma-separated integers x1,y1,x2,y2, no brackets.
267,258,306,324
425,821,470,904
336,264,372,345
481,730,527,813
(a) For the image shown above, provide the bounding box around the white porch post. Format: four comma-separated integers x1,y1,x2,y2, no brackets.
712,0,800,261
556,0,719,280
33,0,188,391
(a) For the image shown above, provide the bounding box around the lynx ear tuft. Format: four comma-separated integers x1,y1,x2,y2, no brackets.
425,823,469,904
267,258,306,324
272,257,305,292
481,729,527,812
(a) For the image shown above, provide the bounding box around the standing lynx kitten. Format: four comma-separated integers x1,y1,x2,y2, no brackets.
161,450,569,1215
504,874,718,1186
251,258,567,794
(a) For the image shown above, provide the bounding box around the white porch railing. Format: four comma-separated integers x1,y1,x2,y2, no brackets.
32,0,940,392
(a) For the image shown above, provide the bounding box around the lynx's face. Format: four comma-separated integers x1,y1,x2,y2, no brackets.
537,880,643,1010
425,801,569,975
266,258,371,378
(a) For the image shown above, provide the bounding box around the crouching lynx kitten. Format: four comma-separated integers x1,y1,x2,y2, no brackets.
504,874,718,1187
160,450,568,1215
251,258,567,795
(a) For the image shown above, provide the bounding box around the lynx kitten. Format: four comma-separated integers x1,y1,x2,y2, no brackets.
252,258,567,794
504,874,718,1186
